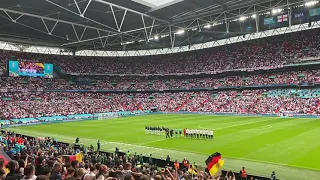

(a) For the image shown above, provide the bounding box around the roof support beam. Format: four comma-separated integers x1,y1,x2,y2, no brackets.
287,0,291,27
110,5,120,32
45,0,160,44
169,25,174,48
72,24,80,41
148,19,155,40
3,10,24,23
0,12,67,41
110,6,127,32
119,10,127,32
254,5,259,33
93,0,171,24
62,23,161,46
0,8,113,35
45,0,119,33
80,27,87,41
172,0,273,22
82,0,92,16
224,12,229,33
141,15,149,42
103,32,110,48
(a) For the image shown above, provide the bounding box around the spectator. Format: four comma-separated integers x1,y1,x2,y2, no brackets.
270,171,276,180
35,157,46,176
65,168,76,179
240,167,247,180
123,174,134,180
0,158,6,180
50,163,62,180
5,160,21,180
35,176,48,180
75,169,85,180
22,165,36,180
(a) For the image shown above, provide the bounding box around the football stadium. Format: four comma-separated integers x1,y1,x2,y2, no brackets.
2,0,320,180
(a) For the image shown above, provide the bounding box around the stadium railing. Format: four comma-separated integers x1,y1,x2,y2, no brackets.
2,110,152,128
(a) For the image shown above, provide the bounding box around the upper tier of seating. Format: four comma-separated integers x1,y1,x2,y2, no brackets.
0,29,320,74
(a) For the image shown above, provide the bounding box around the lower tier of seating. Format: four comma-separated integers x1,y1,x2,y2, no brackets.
1,88,320,121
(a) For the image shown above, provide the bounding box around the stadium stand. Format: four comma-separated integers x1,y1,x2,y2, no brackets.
2,4,320,180
0,29,318,75
2,88,320,120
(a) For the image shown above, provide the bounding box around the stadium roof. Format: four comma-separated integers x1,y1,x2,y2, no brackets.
0,0,314,52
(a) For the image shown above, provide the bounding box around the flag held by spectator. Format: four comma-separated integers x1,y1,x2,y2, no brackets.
69,152,83,163
205,152,224,176
0,149,11,174
188,167,197,175
277,14,288,22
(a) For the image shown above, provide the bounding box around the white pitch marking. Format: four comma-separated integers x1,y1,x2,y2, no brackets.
252,124,273,130
197,118,274,130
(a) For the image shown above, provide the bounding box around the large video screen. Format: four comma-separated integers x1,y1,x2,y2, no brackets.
8,60,53,78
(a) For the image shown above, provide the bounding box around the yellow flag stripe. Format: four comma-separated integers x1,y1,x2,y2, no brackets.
209,159,224,176
76,152,83,163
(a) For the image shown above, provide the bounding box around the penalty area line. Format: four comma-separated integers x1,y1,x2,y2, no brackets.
197,118,274,130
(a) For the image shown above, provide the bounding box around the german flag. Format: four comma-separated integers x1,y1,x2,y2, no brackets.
0,149,11,174
69,152,83,163
205,152,224,176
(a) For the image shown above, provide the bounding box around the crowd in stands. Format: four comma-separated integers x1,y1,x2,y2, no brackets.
0,131,237,180
0,29,320,75
1,89,320,120
48,29,320,74
1,69,320,91
2,21,320,180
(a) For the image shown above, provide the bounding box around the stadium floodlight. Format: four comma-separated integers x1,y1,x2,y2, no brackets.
305,1,319,6
204,24,211,28
154,35,159,40
175,30,185,35
252,14,257,18
272,8,282,14
239,16,246,21
161,34,169,38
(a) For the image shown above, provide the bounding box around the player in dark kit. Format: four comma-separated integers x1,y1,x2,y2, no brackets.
165,128,170,138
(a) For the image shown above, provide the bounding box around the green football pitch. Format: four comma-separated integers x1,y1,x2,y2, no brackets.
7,114,320,180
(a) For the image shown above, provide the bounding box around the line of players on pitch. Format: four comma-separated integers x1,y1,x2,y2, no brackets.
145,126,214,139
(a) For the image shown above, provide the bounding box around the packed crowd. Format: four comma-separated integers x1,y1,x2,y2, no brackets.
0,29,320,75
1,69,320,91
1,89,320,120
0,131,240,180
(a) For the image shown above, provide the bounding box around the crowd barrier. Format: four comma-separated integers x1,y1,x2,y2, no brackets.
3,111,320,128
0,82,318,93
2,110,152,128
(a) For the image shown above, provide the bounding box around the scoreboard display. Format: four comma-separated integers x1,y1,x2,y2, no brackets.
8,60,53,78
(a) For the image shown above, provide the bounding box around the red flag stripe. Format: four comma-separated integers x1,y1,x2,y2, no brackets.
69,155,76,162
207,155,221,170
